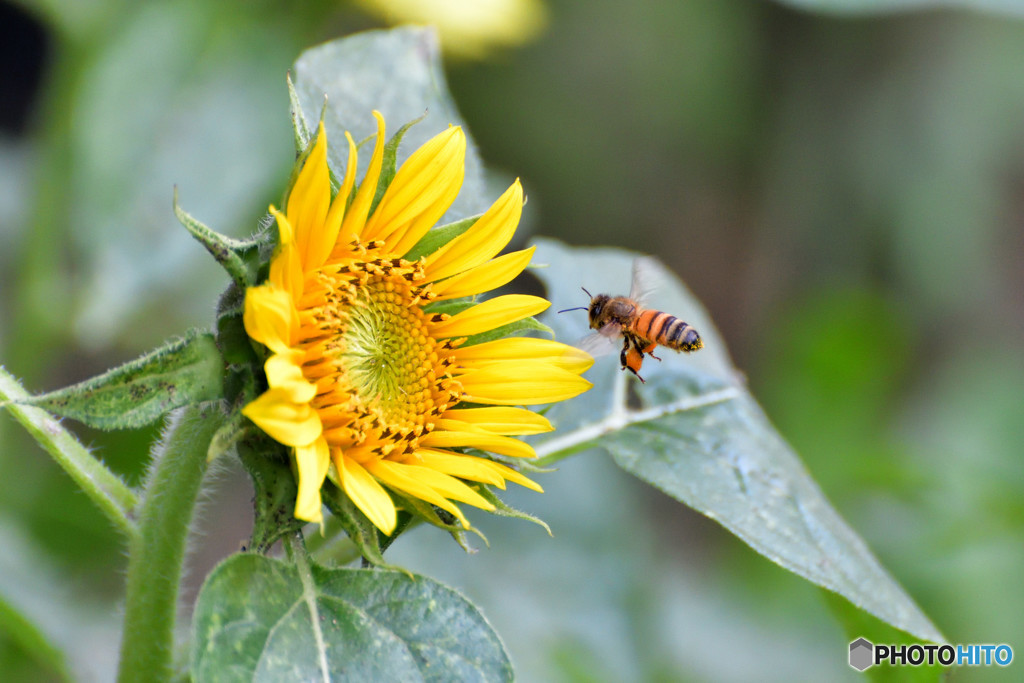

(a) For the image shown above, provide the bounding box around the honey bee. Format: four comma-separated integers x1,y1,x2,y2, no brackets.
559,257,703,383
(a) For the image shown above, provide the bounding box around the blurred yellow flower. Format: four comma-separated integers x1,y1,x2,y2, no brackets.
356,0,548,59
242,113,591,534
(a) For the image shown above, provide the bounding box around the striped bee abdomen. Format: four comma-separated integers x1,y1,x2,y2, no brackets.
633,310,703,352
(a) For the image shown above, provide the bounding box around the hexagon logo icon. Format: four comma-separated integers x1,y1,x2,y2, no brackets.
849,638,874,671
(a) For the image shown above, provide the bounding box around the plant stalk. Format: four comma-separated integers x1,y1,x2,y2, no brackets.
116,403,223,683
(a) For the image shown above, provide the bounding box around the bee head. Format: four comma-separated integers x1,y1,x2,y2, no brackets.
588,294,611,328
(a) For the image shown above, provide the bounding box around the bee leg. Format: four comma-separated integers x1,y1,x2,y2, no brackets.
641,342,661,362
622,336,647,383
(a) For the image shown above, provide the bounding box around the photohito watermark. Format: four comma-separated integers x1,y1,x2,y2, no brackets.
849,638,1013,672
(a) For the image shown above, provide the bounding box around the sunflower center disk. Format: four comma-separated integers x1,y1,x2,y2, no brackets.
302,249,460,462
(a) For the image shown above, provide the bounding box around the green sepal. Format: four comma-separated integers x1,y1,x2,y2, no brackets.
464,317,553,347
214,285,255,366
423,298,476,316
213,278,261,409
369,114,425,217
319,484,407,572
174,188,263,288
475,486,552,536
286,71,312,154
236,438,305,553
206,408,252,463
18,330,223,430
472,450,554,474
390,491,487,553
404,213,479,261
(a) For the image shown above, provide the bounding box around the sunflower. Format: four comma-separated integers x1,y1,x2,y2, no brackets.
242,112,592,534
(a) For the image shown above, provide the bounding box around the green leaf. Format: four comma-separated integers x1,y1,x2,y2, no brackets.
822,590,944,682
191,553,512,682
291,27,488,225
774,0,1024,17
529,238,944,644
20,330,223,430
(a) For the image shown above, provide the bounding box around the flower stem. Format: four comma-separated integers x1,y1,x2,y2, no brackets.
0,367,138,539
116,403,223,683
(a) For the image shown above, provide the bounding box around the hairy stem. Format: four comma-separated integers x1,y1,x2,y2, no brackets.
117,403,223,683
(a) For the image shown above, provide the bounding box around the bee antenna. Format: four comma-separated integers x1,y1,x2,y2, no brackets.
557,306,589,314
581,287,593,298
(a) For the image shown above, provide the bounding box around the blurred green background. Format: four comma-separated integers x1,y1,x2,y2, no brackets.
1,0,1022,680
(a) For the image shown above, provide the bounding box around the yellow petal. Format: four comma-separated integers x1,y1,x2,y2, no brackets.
419,450,543,493
430,294,549,338
269,208,304,298
386,167,464,257
242,388,322,447
288,123,330,269
388,460,494,511
441,406,552,435
264,350,317,403
338,111,386,244
310,131,359,269
415,449,506,487
293,438,330,523
430,247,535,301
366,458,470,527
336,453,397,535
453,337,594,374
363,126,466,250
243,285,297,354
420,426,537,459
458,363,593,405
424,179,522,281
484,460,544,493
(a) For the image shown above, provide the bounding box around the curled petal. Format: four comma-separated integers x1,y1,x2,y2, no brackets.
242,388,322,447
294,438,330,523
243,285,297,354
264,350,317,403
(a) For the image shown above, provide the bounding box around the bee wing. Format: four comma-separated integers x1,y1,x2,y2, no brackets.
578,331,620,358
629,256,660,306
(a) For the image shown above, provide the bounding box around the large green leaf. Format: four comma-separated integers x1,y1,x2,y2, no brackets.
530,238,943,644
18,330,223,430
291,27,488,225
191,553,512,682
775,0,1024,15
